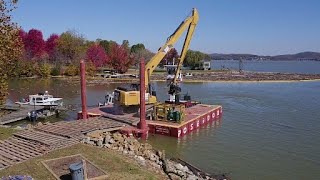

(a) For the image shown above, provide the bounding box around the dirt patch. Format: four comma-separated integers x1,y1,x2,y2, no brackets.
42,154,107,180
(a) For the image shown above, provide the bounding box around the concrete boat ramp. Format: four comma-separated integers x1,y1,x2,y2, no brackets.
0,117,126,170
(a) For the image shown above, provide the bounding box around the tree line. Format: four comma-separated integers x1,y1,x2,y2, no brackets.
14,29,157,77
0,0,209,105
13,28,210,77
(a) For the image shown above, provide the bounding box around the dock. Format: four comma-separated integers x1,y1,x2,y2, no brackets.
0,106,43,125
0,117,126,170
82,104,223,138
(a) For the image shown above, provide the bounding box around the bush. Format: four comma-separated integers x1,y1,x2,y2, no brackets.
86,61,96,77
64,64,79,76
51,65,61,76
15,60,35,77
37,63,51,77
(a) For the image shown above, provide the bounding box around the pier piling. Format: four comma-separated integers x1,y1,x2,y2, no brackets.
138,58,148,139
80,60,88,120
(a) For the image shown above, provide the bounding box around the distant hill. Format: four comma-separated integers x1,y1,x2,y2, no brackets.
210,52,320,61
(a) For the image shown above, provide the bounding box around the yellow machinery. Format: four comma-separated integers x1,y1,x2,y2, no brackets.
153,103,185,123
114,8,199,106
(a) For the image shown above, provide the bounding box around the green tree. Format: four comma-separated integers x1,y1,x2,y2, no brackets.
99,40,116,55
130,43,145,53
56,30,86,64
122,40,130,52
184,50,210,70
0,0,22,105
130,43,146,66
121,40,130,58
36,63,51,77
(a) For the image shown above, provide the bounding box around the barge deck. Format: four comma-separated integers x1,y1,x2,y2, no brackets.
81,104,223,138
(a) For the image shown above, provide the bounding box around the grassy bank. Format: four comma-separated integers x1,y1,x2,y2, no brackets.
0,127,17,140
0,143,165,179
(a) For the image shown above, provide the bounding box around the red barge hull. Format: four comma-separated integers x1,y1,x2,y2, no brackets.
79,104,223,138
147,104,222,138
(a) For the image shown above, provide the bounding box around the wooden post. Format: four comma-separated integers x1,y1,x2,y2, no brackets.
138,58,148,139
82,159,88,180
80,60,88,120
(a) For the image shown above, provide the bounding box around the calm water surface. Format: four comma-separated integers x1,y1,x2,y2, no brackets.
6,78,320,180
212,60,320,74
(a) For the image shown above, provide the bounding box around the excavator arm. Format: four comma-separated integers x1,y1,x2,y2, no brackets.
114,8,199,106
173,11,198,84
145,8,199,91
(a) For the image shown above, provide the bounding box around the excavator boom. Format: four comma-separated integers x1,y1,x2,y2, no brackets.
114,8,199,106
145,8,199,89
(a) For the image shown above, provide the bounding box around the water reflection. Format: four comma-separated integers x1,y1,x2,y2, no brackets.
147,118,223,158
6,78,320,179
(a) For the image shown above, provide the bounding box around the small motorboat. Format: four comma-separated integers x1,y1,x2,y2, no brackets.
15,91,63,107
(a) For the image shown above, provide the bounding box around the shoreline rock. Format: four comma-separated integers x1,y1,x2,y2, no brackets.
82,131,229,180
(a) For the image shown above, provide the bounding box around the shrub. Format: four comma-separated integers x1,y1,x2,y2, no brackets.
37,63,51,77
51,65,61,76
64,64,79,76
86,61,96,77
15,60,35,77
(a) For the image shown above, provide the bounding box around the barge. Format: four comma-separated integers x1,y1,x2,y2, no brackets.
79,103,222,138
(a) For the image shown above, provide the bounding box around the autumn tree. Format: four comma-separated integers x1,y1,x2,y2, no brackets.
139,49,155,63
18,29,26,44
160,48,179,67
24,29,46,59
99,40,116,55
45,34,59,62
57,30,86,64
0,0,22,105
86,44,108,68
108,43,133,73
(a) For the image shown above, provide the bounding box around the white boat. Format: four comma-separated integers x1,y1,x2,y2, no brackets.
98,92,114,107
15,91,63,107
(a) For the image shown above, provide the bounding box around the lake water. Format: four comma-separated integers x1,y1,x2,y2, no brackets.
212,60,320,74
5,70,320,179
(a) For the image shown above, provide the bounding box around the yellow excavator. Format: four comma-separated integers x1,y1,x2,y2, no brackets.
114,8,199,107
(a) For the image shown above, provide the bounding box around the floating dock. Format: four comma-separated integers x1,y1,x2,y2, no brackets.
0,106,43,125
80,104,223,138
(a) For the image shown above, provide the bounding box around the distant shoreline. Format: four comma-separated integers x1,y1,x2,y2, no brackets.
210,51,320,61
11,71,320,84
85,71,320,84
211,59,320,61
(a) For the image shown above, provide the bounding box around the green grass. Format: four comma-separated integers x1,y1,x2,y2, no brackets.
0,143,164,180
0,127,17,140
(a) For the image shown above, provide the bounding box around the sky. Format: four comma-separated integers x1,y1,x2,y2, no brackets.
12,0,320,55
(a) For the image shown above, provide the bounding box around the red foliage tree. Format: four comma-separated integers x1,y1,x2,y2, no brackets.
86,44,108,68
24,29,45,59
45,34,59,61
161,48,179,66
108,43,133,73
